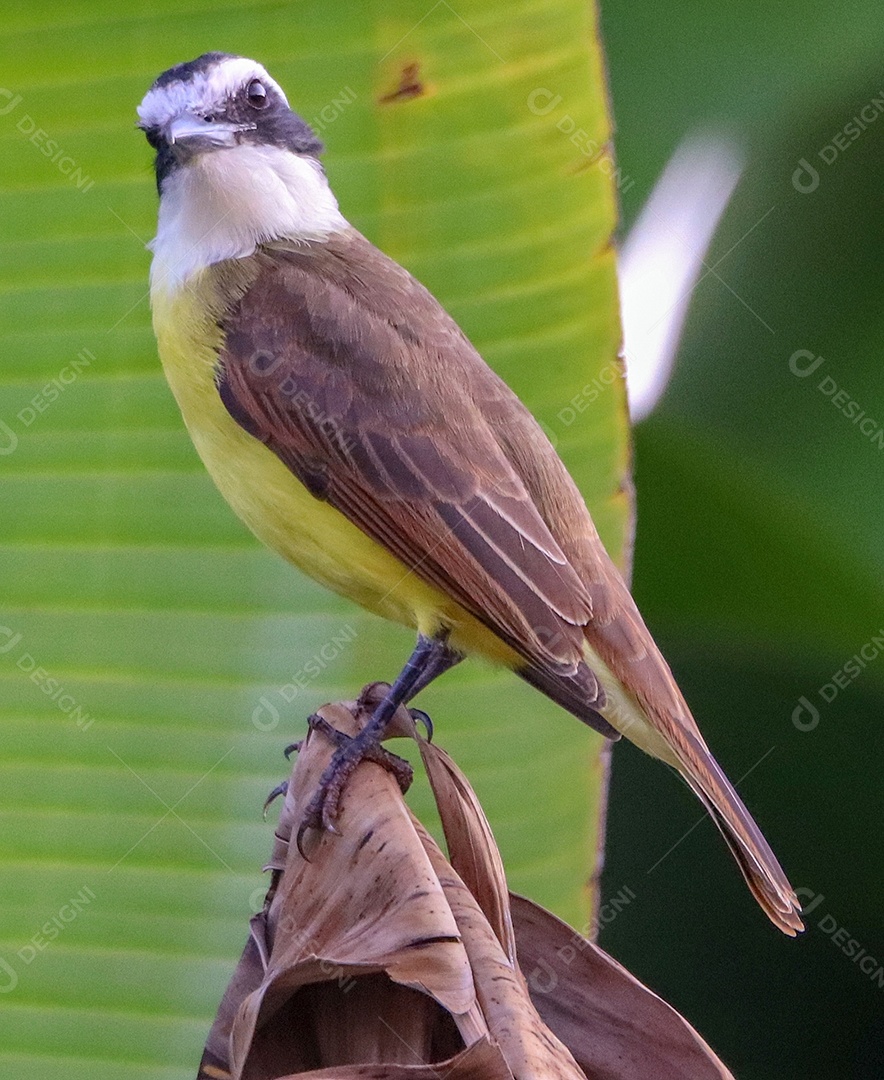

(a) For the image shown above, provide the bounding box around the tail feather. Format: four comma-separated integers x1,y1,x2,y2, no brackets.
516,611,803,933
517,659,621,740
676,728,804,935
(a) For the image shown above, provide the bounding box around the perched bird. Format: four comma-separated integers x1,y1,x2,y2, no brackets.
138,53,802,933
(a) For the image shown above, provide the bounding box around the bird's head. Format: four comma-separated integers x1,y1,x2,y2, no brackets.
137,54,344,287
137,52,323,192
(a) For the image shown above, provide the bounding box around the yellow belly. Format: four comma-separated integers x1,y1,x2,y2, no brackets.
150,269,520,667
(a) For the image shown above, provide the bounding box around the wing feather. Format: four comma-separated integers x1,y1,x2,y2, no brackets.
216,233,595,681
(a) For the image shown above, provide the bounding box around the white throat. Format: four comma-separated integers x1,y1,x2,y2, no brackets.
149,144,347,294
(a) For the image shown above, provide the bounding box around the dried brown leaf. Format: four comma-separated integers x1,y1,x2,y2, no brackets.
417,822,586,1080
415,733,516,964
511,895,736,1080
229,702,485,1079
275,1036,511,1079
198,699,736,1080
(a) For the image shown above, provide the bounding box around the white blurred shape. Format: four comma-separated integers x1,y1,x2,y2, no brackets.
619,133,744,422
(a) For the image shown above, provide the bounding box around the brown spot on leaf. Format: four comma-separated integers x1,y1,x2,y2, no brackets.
379,62,426,104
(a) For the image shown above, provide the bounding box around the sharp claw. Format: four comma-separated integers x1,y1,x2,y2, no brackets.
409,708,433,742
284,740,302,760
262,780,288,818
296,822,312,861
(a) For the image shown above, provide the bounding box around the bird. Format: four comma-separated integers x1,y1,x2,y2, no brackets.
137,52,802,933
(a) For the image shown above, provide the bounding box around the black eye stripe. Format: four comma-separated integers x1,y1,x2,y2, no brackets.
141,63,325,180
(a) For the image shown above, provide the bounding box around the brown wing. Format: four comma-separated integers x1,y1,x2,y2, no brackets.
215,231,613,732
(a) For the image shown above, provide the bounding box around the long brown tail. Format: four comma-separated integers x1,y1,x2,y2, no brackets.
519,652,803,933
675,726,804,935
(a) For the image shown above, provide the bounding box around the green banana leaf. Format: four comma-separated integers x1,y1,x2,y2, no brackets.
0,3,627,1075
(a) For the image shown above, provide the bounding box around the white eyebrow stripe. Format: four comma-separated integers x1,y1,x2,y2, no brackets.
137,57,289,130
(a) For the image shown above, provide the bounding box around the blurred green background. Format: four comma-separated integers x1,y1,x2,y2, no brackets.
600,3,884,1078
1,2,882,1079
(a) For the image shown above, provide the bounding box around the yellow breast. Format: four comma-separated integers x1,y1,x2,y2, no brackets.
149,266,518,666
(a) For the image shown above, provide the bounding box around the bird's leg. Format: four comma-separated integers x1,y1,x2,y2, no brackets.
402,637,463,739
297,633,460,853
401,635,464,703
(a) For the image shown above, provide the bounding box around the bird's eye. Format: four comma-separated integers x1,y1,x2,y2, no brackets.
246,80,268,108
